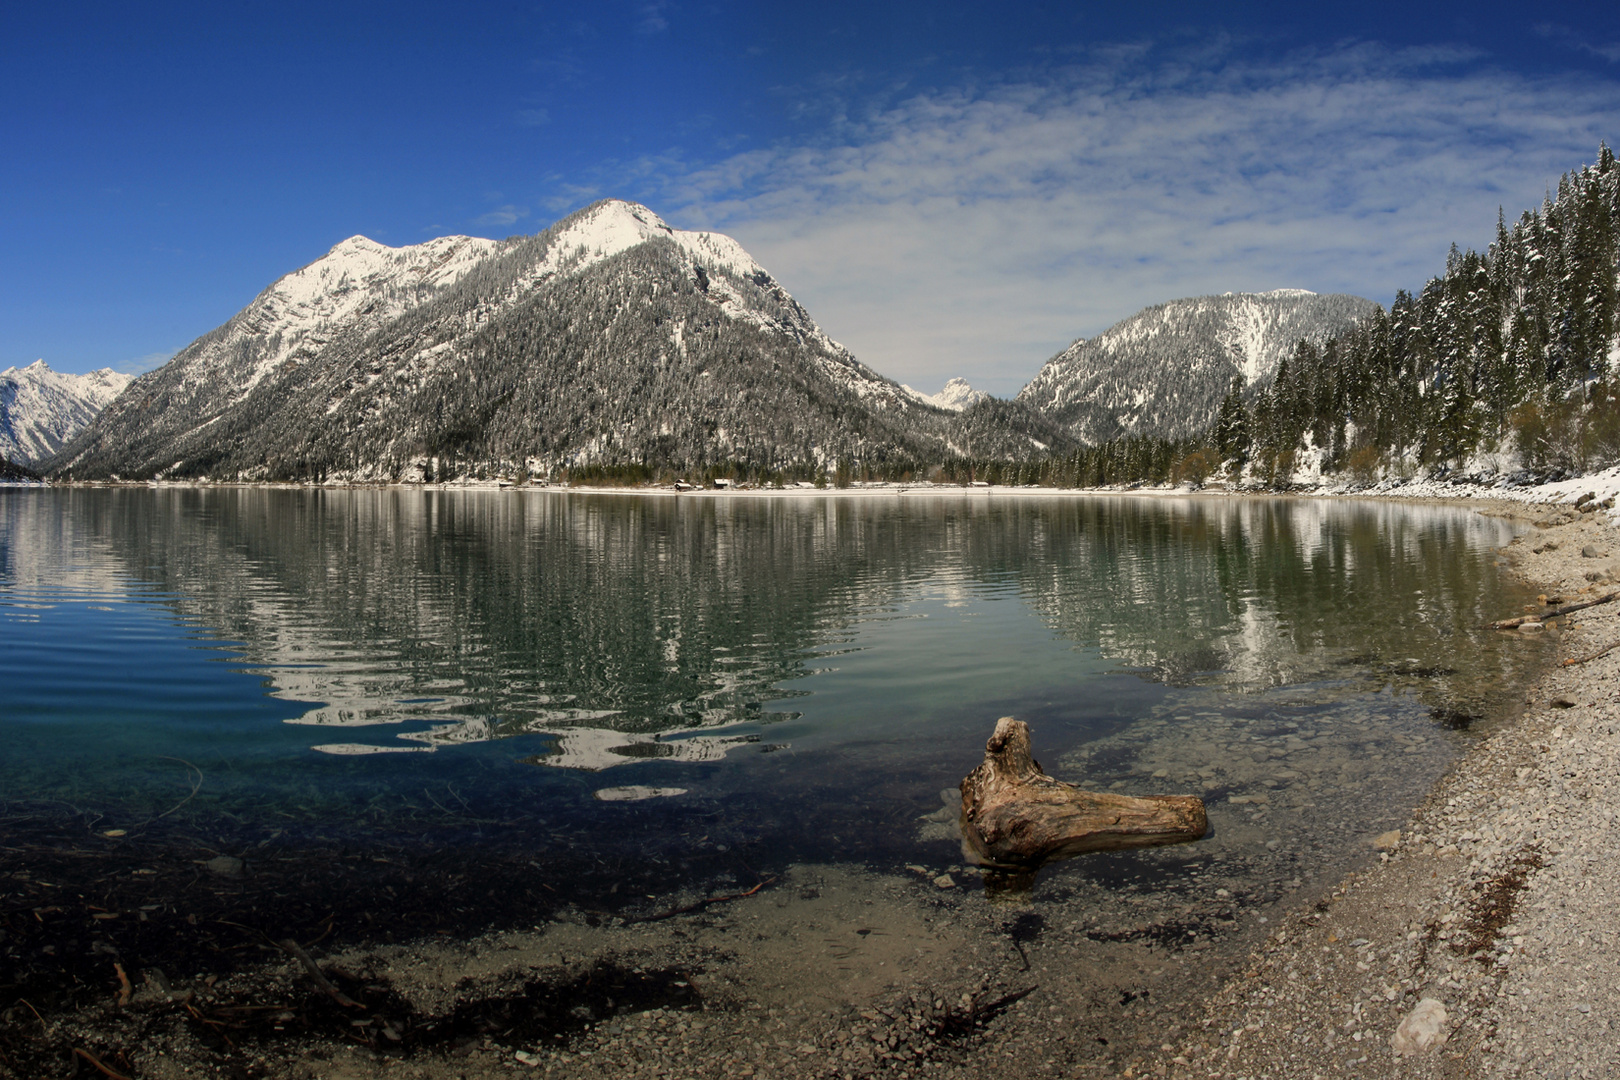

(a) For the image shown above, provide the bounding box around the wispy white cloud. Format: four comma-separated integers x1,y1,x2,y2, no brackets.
116,350,176,375
635,1,670,36
538,183,606,215
474,204,530,227
637,43,1620,396
1536,23,1620,65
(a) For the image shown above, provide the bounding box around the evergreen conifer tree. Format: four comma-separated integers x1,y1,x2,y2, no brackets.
1214,377,1250,462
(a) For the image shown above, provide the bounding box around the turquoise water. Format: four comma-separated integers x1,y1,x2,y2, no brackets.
0,488,1545,880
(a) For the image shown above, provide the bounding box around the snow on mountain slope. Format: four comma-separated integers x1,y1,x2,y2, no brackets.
52,200,1057,482
520,201,890,400
1019,290,1377,443
525,200,764,284
903,377,990,412
0,361,132,465
219,233,502,398
119,200,887,426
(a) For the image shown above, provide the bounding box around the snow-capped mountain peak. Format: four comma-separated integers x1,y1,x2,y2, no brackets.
517,200,853,377
127,200,834,424
1,360,133,466
538,200,766,282
225,232,502,398
279,233,499,309
903,377,990,412
515,200,778,311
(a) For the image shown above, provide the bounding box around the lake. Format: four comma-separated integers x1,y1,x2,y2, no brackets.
0,487,1548,1002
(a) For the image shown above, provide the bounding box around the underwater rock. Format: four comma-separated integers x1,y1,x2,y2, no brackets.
593,785,688,801
917,788,964,843
959,717,1207,898
205,856,244,878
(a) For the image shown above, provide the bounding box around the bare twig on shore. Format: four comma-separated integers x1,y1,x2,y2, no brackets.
278,938,365,1009
1490,591,1618,630
928,986,1038,1040
183,1003,237,1050
72,1048,133,1080
607,876,777,925
1564,639,1620,666
16,999,47,1033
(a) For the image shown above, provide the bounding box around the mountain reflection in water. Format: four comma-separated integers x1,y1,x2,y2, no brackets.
0,486,1560,1025
1,488,1545,825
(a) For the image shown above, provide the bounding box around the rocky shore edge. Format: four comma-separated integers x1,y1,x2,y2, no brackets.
1131,497,1620,1079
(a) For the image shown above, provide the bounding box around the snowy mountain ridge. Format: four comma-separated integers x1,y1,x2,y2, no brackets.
902,377,990,413
206,233,502,400
52,200,1062,481
520,200,766,287
0,360,132,466
523,202,893,403
1019,290,1377,443
136,199,904,427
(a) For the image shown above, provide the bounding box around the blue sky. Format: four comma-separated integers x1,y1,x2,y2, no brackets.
5,2,1620,396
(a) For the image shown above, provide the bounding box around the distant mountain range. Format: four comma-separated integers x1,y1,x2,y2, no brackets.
28,150,1620,486
39,203,1376,483
1,360,131,467
1018,290,1377,443
49,201,1065,482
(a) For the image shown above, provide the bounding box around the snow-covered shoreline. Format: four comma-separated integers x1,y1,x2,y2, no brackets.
32,465,1620,518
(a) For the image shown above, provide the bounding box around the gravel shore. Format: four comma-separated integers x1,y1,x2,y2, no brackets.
1130,497,1620,1079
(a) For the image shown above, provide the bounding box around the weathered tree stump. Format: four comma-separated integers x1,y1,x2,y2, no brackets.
960,717,1208,899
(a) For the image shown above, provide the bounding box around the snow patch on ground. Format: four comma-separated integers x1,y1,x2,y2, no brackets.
1203,460,1620,519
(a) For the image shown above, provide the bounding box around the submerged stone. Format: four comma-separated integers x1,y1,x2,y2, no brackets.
206,856,245,878
593,786,688,802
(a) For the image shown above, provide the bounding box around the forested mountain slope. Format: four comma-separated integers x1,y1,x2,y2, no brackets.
50,201,1065,483
1226,145,1620,479
1019,291,1377,443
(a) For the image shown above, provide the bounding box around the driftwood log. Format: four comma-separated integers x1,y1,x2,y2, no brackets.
960,717,1207,898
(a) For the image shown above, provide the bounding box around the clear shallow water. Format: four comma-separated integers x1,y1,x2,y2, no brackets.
0,488,1547,894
